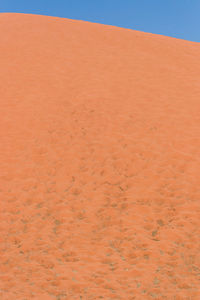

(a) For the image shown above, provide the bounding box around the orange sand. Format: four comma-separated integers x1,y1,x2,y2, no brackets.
0,13,200,299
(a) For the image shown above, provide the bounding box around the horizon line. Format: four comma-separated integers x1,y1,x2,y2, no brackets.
1,12,199,45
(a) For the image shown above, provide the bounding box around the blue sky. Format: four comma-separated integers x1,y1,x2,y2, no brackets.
1,0,200,42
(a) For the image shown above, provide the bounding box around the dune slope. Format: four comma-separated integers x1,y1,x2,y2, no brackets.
0,13,200,299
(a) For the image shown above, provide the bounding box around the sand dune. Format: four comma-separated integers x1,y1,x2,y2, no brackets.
0,13,200,299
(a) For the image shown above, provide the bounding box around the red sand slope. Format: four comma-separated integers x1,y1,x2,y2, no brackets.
0,13,200,299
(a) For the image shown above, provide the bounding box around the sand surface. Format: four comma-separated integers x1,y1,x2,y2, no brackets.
0,13,200,299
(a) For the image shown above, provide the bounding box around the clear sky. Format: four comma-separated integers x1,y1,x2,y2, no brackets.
1,0,200,42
